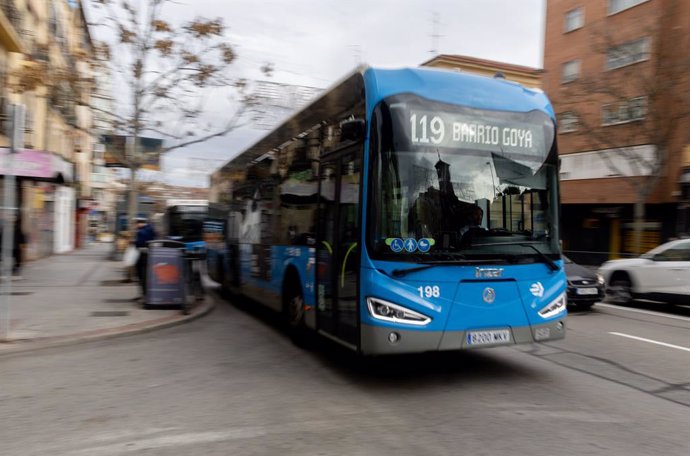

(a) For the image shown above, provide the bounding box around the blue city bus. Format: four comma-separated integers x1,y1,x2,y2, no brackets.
162,200,209,250
162,200,209,299
209,66,567,354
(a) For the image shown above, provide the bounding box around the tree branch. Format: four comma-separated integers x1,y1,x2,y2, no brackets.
161,105,248,153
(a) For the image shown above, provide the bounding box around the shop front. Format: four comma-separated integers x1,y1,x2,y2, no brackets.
0,148,75,260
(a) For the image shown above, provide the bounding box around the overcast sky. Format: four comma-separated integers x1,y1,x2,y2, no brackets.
89,0,547,187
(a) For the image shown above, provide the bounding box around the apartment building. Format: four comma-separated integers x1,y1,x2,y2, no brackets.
544,0,690,262
0,0,97,257
90,65,116,232
422,54,543,88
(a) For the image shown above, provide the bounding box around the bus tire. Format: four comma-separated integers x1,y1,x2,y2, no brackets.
283,270,310,347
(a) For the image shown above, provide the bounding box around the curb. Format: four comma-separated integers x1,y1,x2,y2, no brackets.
0,294,217,358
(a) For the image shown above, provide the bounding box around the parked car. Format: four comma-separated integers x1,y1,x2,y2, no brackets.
598,239,690,305
564,255,605,309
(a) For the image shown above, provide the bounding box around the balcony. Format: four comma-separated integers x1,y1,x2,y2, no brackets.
0,0,24,52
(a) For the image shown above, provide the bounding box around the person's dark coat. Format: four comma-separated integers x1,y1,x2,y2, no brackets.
135,224,156,248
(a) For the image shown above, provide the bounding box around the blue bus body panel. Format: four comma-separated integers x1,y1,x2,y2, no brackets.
273,246,316,307
236,244,316,308
361,261,566,333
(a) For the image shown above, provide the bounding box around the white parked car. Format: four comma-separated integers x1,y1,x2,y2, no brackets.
598,239,690,305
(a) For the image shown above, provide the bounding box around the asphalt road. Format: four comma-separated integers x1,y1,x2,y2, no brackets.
0,295,688,456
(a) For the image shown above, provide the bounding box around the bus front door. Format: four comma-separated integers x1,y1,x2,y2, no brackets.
317,152,361,349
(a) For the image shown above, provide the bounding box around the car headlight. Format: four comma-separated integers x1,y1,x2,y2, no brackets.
538,292,567,319
366,297,431,326
596,273,605,285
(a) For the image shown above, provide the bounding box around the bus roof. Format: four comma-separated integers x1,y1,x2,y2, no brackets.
214,65,367,174
213,65,554,176
363,66,553,116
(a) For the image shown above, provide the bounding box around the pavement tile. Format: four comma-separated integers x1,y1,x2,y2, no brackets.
0,242,215,354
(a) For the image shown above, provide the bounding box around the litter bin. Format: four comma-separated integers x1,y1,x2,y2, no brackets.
145,239,193,314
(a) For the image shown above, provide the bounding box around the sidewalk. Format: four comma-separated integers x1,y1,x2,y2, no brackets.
0,242,215,354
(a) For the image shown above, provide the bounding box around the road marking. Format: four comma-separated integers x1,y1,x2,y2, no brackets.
597,303,690,322
609,332,690,353
69,428,268,455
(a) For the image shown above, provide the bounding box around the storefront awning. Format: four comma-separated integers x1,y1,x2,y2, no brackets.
0,148,74,183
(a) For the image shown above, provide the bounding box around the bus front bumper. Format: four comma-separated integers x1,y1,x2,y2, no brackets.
360,319,566,355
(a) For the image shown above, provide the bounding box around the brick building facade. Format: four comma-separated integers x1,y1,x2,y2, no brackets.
544,0,690,264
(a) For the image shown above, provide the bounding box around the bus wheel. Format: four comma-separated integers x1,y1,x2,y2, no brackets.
283,276,310,346
285,283,304,328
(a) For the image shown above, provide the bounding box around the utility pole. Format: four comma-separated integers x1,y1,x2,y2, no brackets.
1,104,25,341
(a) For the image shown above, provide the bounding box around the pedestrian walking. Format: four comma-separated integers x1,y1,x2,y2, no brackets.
0,216,27,280
12,221,26,280
134,217,157,301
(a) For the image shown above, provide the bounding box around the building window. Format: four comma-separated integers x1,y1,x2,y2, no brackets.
606,37,650,70
608,0,650,15
602,97,647,126
558,112,579,133
561,59,581,83
564,7,584,32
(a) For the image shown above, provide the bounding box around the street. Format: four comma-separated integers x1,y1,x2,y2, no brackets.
0,295,688,456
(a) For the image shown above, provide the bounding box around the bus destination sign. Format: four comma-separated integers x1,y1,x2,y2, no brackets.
405,110,548,158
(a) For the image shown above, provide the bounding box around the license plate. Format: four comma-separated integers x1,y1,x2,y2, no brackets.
577,287,598,295
467,329,511,346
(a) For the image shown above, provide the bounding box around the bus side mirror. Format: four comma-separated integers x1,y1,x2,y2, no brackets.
340,118,366,142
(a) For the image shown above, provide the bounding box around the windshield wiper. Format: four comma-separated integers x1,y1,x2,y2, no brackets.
468,241,560,272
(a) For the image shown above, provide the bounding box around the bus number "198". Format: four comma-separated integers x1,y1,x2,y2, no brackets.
418,285,440,298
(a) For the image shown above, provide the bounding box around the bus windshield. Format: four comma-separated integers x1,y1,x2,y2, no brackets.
369,94,560,263
167,206,207,242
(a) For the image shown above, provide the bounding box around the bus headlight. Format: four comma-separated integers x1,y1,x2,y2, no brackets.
366,297,431,326
538,292,567,319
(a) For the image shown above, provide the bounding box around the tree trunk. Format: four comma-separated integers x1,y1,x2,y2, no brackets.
128,165,139,239
632,198,645,255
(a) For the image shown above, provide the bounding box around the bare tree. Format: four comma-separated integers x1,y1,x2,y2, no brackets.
89,0,275,228
556,6,690,254
14,0,270,230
